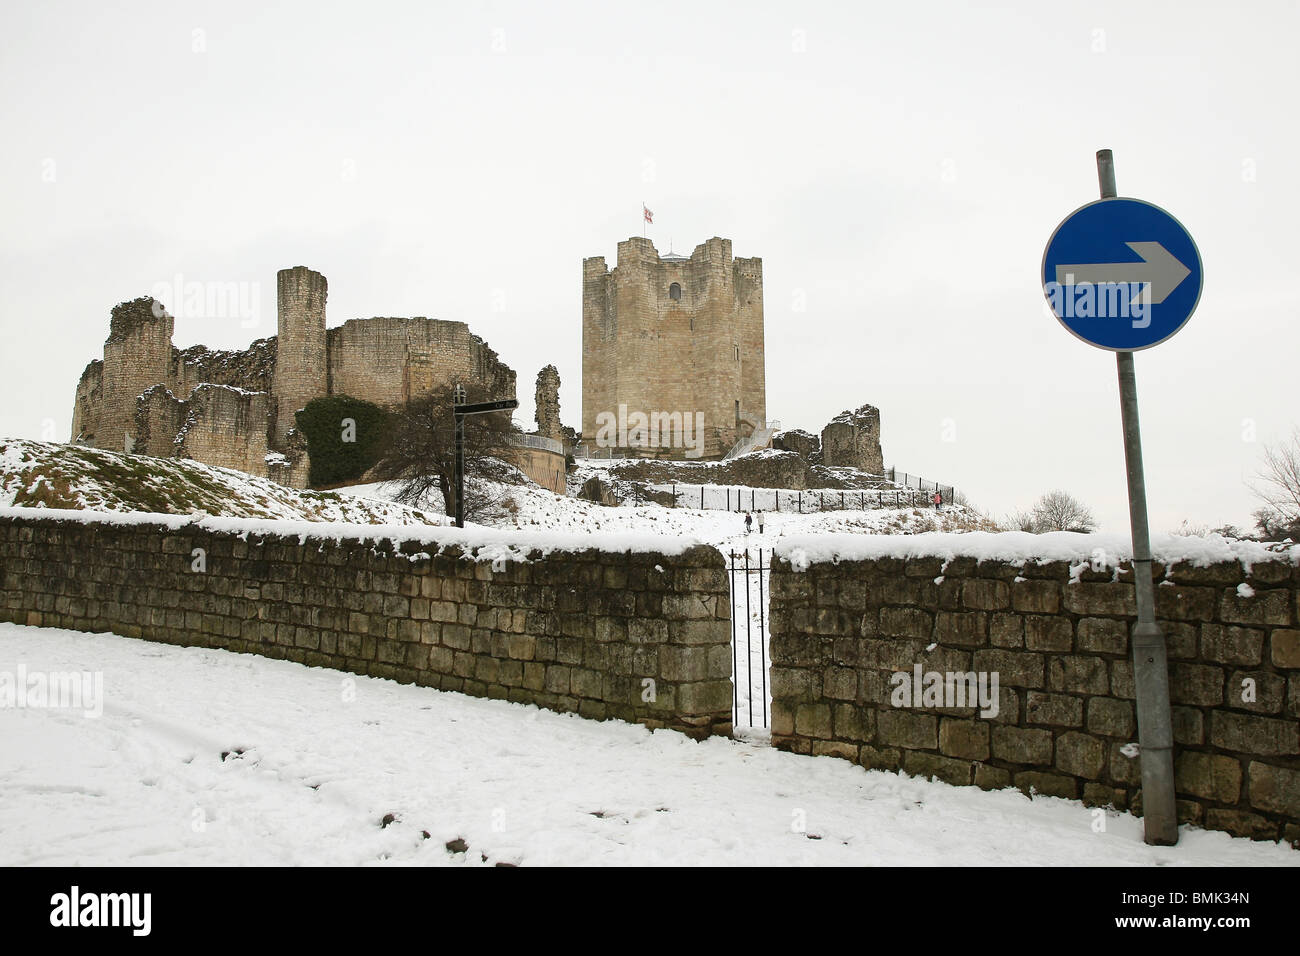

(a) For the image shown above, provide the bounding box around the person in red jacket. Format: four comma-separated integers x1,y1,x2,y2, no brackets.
933,490,942,510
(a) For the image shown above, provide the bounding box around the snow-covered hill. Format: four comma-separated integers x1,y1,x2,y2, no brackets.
0,437,990,546
0,439,442,525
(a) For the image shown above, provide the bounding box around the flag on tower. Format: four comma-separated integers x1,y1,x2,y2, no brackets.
643,204,654,224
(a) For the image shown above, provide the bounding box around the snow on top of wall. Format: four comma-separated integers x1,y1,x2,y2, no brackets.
776,530,1296,573
0,506,705,560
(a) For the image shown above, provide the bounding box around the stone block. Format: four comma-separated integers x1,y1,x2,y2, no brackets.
1174,751,1243,803
990,612,1024,648
1024,616,1073,652
1227,669,1286,714
903,751,974,786
1200,623,1264,665
1025,691,1083,727
1219,588,1291,627
1169,663,1224,706
877,710,938,750
1247,761,1300,817
1209,711,1299,755
961,579,1009,611
1270,629,1300,669
1086,697,1135,738
1047,655,1108,695
879,606,934,640
1054,731,1105,779
1061,583,1135,617
1011,580,1059,614
991,725,1053,765
1015,771,1078,799
934,611,988,647
1204,808,1278,841
939,718,990,760
795,702,833,740
972,649,1045,689
1076,617,1128,655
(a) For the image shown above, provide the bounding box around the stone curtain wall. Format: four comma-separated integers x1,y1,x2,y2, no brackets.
0,512,734,738
768,552,1300,843
326,317,516,410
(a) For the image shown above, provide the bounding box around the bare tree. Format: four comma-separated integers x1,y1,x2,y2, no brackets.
372,383,517,522
1252,427,1300,532
1002,507,1038,532
1030,490,1097,532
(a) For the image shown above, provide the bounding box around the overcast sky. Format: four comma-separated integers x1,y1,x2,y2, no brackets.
2,0,1296,533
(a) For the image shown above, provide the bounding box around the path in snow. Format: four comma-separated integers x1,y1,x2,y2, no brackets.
1,624,1295,867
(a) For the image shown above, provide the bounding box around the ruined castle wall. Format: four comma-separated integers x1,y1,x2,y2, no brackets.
735,256,766,433
327,317,516,409
73,268,514,491
133,386,188,458
100,299,175,454
535,365,562,440
272,267,328,444
71,360,104,445
822,406,884,475
581,257,616,447
175,385,277,478
172,337,276,397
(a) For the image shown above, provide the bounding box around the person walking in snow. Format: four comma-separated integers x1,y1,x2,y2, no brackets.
932,490,943,510
744,512,752,534
757,510,765,534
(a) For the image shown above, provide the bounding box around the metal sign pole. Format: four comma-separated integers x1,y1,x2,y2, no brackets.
454,412,465,529
450,389,516,530
1097,149,1178,846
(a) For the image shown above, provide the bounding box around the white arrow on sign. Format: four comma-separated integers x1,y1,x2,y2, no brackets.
1054,241,1191,305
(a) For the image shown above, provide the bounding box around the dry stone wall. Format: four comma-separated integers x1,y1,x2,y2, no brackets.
768,550,1300,844
0,511,734,738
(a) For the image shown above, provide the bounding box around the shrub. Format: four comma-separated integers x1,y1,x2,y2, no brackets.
295,396,391,487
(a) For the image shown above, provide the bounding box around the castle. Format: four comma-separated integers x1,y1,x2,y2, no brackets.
582,237,765,459
71,266,517,488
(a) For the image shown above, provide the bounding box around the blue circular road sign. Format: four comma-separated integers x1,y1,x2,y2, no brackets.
1041,198,1202,351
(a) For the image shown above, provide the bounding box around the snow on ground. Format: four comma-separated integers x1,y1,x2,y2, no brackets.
778,529,1297,572
343,478,982,548
1,624,1295,867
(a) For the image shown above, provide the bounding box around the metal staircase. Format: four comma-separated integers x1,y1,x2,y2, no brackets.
723,419,781,459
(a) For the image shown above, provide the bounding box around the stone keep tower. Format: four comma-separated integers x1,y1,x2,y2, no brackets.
582,237,765,458
273,266,328,443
